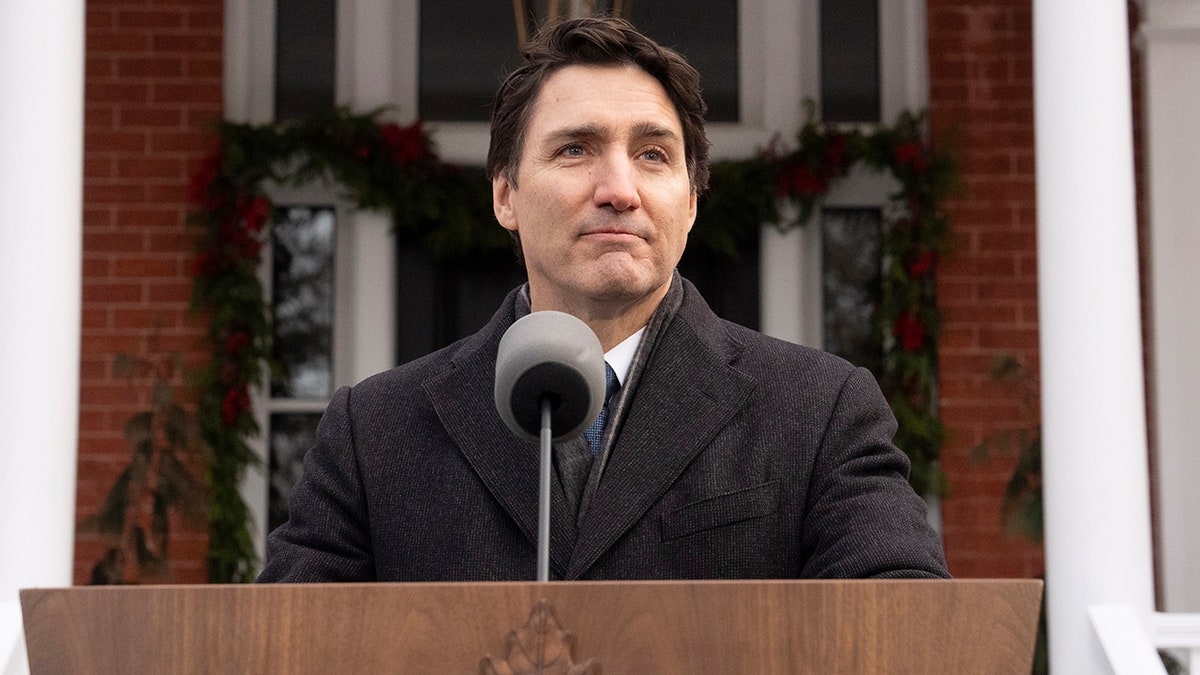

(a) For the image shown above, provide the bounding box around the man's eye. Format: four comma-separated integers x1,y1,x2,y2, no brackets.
641,149,666,162
560,145,585,157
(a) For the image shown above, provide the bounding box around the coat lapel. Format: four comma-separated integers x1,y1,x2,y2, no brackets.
422,295,577,578
566,292,756,579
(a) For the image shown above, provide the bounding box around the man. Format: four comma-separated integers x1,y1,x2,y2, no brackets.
259,17,949,582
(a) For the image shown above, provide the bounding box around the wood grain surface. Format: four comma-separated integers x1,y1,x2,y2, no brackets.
21,579,1042,674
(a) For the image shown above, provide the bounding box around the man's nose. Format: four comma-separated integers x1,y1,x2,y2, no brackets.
593,154,641,212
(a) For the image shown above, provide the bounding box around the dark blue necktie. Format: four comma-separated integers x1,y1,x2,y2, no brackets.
584,363,619,456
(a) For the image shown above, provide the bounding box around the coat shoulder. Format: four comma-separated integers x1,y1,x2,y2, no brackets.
678,303,859,397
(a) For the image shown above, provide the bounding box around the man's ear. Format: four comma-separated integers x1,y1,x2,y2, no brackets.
685,188,698,233
493,175,518,233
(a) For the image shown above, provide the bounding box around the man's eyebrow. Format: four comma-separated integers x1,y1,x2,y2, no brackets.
630,121,682,143
540,122,682,145
543,123,607,145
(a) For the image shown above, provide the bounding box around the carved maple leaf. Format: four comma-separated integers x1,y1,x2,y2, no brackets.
480,598,598,675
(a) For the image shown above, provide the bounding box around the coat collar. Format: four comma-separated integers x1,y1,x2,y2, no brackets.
566,282,755,578
423,280,756,580
421,290,577,575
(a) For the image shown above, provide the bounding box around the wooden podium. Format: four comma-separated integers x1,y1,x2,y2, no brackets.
21,579,1041,674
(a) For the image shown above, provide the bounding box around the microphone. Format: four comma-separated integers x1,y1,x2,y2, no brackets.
494,310,606,442
494,310,605,583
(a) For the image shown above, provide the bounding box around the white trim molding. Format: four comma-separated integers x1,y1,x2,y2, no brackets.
1140,0,1200,615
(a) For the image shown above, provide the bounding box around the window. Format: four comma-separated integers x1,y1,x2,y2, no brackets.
275,0,337,121
417,1,740,122
418,2,521,121
820,208,883,371
268,412,321,531
270,206,335,401
393,241,526,365
265,205,336,531
820,0,880,123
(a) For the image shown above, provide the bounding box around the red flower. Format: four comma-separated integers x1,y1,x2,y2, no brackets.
188,152,224,209
823,133,849,178
240,196,272,233
241,236,263,259
188,251,222,276
906,250,937,278
218,216,264,260
892,311,926,351
379,121,429,166
894,141,929,173
224,331,252,355
776,164,829,197
220,386,251,425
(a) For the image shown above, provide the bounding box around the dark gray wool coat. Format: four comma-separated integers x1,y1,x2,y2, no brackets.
259,277,949,582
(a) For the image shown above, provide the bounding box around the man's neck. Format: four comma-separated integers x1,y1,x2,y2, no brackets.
528,286,667,352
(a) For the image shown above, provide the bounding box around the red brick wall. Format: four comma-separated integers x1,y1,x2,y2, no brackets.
77,0,222,584
926,1,1045,577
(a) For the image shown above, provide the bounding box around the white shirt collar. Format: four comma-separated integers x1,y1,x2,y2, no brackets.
605,327,644,387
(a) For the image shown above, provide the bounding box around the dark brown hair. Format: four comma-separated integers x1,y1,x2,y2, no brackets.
486,16,710,194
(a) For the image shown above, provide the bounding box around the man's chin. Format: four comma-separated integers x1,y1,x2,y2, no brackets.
529,259,671,310
580,273,669,307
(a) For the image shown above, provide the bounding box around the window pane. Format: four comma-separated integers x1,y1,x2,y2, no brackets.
820,0,880,123
677,239,759,331
631,0,739,122
394,242,526,365
275,0,337,121
822,208,882,372
271,206,335,399
268,412,322,531
419,2,739,122
419,2,522,121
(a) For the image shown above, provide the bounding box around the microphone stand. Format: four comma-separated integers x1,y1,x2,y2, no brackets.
494,310,604,583
537,396,553,583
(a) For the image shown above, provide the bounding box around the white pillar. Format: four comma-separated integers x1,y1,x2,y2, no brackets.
338,0,399,382
761,224,810,345
0,0,85,673
757,0,808,345
223,0,275,125
1141,0,1200,613
1034,1,1157,673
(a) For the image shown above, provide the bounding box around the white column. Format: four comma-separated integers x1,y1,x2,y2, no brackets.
338,0,399,382
761,223,811,345
1034,1,1157,673
225,0,277,569
223,0,275,125
757,0,808,344
0,0,84,673
1141,0,1200,613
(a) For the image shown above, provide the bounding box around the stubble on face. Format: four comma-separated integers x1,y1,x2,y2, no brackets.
492,65,697,344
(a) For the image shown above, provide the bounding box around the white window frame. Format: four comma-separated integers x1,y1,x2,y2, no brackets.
780,0,929,346
226,1,404,561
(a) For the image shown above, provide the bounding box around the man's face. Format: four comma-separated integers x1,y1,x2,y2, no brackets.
493,64,697,317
